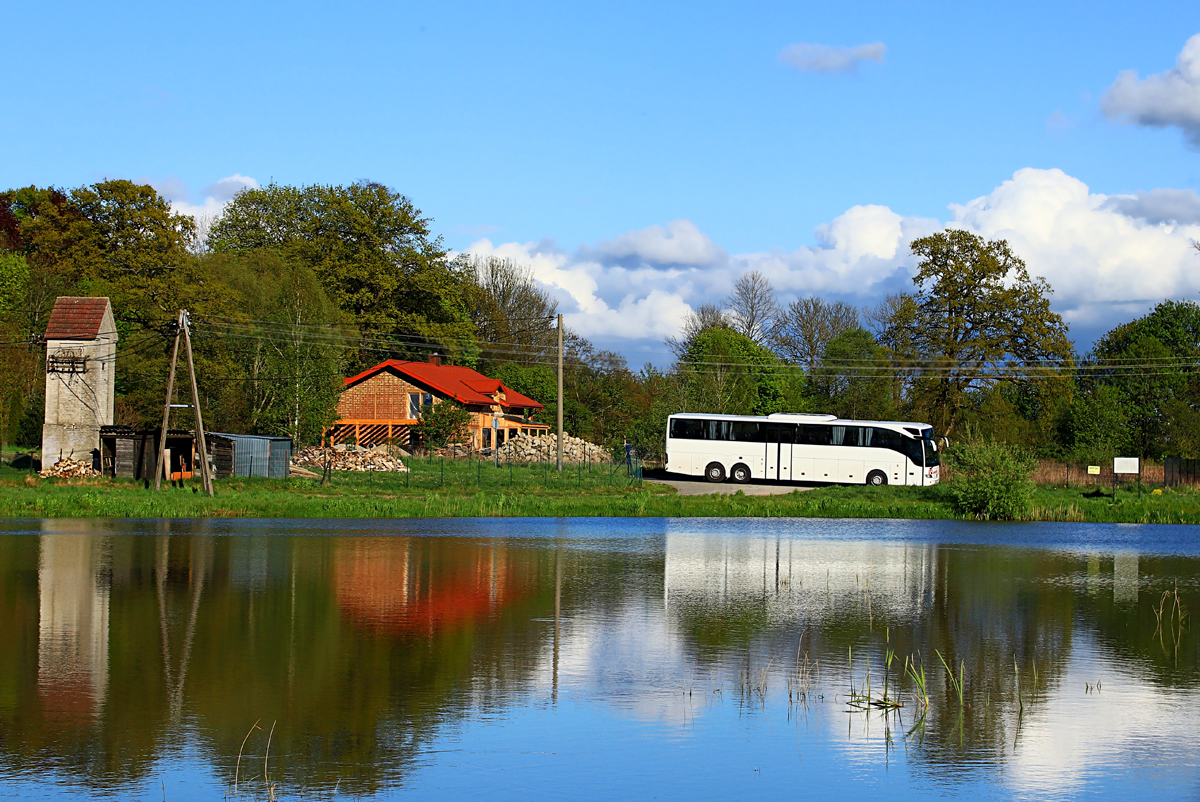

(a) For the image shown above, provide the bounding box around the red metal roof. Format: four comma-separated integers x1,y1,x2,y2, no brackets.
344,360,544,410
44,297,112,340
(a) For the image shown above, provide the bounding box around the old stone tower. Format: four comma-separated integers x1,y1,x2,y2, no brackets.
42,297,118,467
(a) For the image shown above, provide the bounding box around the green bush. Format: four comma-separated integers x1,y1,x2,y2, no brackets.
412,400,473,450
945,439,1037,520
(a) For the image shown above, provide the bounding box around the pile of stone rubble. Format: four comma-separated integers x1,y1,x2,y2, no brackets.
293,446,409,473
494,432,612,464
39,459,101,479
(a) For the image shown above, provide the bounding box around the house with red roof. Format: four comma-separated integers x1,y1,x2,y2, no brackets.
328,355,549,450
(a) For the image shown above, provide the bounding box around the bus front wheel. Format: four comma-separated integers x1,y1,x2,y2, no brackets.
705,462,726,483
866,470,887,487
730,464,752,484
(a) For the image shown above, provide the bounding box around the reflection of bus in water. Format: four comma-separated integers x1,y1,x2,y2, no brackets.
665,412,940,486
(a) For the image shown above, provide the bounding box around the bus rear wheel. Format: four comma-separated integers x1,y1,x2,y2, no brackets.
731,463,752,484
866,470,887,487
705,462,726,483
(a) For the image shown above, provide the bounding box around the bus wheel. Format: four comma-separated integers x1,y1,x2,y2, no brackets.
866,470,887,487
705,462,726,483
731,463,751,484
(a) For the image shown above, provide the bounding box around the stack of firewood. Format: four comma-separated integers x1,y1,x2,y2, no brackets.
293,447,409,472
39,459,101,479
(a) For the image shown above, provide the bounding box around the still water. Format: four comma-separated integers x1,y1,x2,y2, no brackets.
1,517,1198,800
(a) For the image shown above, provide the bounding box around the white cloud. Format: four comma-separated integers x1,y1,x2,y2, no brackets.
779,42,886,74
469,169,1200,351
159,173,260,221
589,219,727,267
1101,33,1200,148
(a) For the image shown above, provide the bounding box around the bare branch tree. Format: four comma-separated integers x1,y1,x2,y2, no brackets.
726,270,780,345
666,303,729,358
1191,237,1200,255
467,255,558,362
772,297,859,369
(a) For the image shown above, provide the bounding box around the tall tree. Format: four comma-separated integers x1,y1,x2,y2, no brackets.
208,181,475,366
666,303,729,358
467,255,558,366
1086,300,1200,458
726,270,779,345
772,296,859,369
680,326,806,416
891,231,1072,436
809,328,893,420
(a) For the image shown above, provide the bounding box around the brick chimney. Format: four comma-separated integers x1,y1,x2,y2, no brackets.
428,354,441,366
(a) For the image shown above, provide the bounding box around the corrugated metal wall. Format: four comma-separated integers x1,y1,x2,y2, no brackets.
210,434,292,478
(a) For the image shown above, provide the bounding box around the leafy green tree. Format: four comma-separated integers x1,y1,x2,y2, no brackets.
208,181,476,366
681,326,806,415
0,254,28,317
809,328,893,419
207,250,347,443
887,231,1072,436
1056,383,1132,462
1087,301,1200,459
412,399,473,449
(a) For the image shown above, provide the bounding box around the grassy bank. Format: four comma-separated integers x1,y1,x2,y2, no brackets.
1,458,1198,523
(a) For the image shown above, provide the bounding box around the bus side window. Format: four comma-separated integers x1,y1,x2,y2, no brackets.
670,419,705,439
872,428,901,450
730,421,761,442
798,425,830,445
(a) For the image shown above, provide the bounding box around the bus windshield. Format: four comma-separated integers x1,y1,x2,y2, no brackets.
923,429,940,467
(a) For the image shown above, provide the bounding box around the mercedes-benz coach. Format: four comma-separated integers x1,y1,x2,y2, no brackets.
665,412,940,486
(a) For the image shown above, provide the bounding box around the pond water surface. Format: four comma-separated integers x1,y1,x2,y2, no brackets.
1,517,1198,800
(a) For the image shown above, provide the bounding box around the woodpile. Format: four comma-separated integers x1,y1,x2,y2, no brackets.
293,446,409,473
39,459,100,479
495,432,612,464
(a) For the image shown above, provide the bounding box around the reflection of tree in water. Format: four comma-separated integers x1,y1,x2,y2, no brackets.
1,528,1196,794
1074,555,1198,687
662,538,1102,765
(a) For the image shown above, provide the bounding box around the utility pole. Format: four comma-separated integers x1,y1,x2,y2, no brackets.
556,313,564,471
181,311,214,496
154,311,184,491
154,310,214,496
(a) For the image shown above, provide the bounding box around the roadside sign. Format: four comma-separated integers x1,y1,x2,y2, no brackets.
1113,458,1139,475
1087,465,1100,475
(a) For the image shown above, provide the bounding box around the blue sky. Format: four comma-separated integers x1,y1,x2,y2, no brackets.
5,1,1200,357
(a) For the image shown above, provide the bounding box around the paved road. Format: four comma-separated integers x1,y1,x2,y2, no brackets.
644,475,818,496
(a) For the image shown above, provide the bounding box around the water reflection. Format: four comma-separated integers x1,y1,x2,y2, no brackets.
0,518,1196,800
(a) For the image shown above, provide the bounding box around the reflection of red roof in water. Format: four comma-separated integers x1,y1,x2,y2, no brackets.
334,539,527,635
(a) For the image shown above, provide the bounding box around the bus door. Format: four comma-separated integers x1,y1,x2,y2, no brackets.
763,423,794,482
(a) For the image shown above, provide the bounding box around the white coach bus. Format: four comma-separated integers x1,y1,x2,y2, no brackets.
665,412,940,486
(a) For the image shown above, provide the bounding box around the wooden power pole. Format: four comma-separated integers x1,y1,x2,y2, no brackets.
557,313,564,471
154,310,214,496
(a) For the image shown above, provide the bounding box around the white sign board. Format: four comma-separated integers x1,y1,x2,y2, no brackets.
1113,457,1140,475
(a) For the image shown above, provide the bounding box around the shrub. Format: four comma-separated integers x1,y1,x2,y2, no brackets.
944,438,1037,520
412,400,472,450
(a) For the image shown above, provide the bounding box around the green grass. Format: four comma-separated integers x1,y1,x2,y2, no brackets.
1,457,1198,522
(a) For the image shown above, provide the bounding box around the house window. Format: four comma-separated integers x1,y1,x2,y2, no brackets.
408,392,433,419
483,429,491,449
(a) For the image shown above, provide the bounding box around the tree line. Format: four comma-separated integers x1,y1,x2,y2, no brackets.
1,179,1197,462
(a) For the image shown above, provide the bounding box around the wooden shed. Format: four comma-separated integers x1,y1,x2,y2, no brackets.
99,427,195,481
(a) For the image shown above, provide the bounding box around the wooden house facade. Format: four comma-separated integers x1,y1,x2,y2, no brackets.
328,356,549,449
